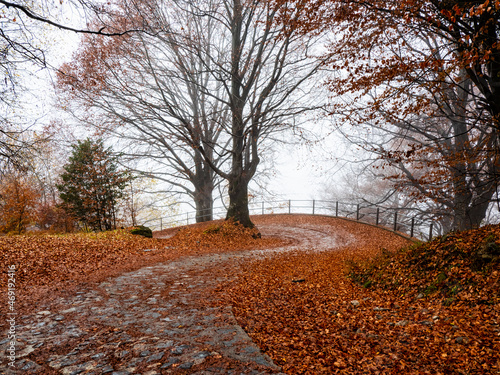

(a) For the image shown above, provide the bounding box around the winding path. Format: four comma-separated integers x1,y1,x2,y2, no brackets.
1,217,352,374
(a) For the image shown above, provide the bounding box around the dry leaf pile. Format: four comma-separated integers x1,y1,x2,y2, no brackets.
221,220,500,374
349,224,500,307
1,215,499,374
0,220,284,320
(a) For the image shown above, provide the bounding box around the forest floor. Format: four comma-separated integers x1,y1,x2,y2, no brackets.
0,214,498,374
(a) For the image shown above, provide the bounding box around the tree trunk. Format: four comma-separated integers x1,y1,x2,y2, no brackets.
449,74,490,232
452,168,471,232
194,183,213,223
226,173,253,228
223,0,254,228
193,149,215,222
452,188,493,231
452,191,472,231
453,202,490,231
468,200,490,229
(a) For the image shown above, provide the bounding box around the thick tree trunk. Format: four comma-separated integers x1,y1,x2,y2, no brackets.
449,75,493,232
452,185,493,231
223,0,254,228
226,173,253,228
193,150,215,223
468,201,490,229
452,186,471,231
453,202,490,231
194,184,213,223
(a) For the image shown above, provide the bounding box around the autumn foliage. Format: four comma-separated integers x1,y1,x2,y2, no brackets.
350,225,500,306
0,174,39,234
220,218,500,374
1,215,499,373
272,0,500,231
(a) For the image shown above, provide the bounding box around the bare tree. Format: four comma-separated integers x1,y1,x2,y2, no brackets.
0,0,146,170
57,1,230,222
58,0,329,227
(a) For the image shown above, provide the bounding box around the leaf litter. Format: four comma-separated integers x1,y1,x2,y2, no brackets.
1,214,498,374
0,219,285,325
220,217,500,374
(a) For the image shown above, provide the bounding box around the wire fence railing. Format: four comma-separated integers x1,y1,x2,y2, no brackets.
146,199,435,241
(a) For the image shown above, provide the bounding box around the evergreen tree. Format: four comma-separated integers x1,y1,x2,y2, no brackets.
57,139,130,231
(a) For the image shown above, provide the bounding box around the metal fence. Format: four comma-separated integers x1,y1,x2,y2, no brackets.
146,199,435,241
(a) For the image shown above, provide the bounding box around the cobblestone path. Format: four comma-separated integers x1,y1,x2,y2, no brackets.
0,222,344,374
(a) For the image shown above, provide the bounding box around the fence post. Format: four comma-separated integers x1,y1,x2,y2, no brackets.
262,201,264,215
289,200,291,214
186,212,189,225
393,211,398,231
336,201,339,217
356,204,360,220
410,218,414,238
160,218,163,231
429,223,433,241
312,200,315,215
376,208,380,226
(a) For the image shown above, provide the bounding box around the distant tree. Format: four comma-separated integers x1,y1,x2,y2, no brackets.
57,138,130,231
57,3,226,223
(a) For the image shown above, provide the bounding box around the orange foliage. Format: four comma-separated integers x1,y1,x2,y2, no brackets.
350,224,500,306
0,175,39,234
220,221,500,374
36,202,76,233
1,215,499,373
273,0,500,230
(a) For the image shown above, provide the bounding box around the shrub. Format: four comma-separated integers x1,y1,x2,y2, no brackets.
130,225,153,238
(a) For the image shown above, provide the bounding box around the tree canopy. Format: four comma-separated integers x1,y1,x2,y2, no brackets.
277,0,500,230
58,0,329,227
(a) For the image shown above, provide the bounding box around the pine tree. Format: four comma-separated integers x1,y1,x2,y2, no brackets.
57,139,130,231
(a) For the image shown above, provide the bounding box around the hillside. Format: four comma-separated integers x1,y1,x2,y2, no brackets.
0,215,498,374
223,220,500,374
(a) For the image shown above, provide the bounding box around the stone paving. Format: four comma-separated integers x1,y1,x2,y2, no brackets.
0,222,342,374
